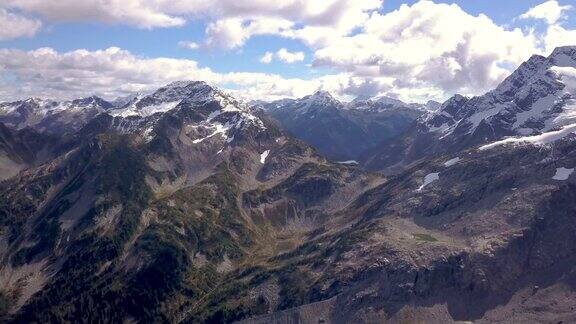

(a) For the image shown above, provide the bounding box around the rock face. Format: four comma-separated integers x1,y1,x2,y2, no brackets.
1,47,576,324
259,91,427,161
363,46,576,173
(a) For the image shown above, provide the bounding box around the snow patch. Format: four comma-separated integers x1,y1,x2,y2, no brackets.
192,122,232,144
111,101,180,117
552,167,574,181
141,126,154,143
428,122,451,133
543,66,576,129
337,160,359,165
206,109,222,121
260,150,270,164
480,123,576,150
444,157,460,167
467,105,503,132
417,173,440,191
513,95,557,129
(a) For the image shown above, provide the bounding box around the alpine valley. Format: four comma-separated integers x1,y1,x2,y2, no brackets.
0,46,576,324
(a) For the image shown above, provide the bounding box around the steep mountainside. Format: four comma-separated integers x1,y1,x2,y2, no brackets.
363,46,576,173
260,92,429,161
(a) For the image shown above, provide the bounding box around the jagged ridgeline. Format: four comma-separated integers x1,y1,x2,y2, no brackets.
0,46,576,323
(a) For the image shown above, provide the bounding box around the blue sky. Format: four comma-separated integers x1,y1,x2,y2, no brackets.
0,0,575,102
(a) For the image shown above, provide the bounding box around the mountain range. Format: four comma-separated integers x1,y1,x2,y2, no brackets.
0,46,575,323
258,91,438,162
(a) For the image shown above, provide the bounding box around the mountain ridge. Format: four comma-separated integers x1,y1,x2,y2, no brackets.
259,92,429,161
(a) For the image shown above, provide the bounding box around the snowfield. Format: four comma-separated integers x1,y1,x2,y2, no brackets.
260,150,270,164
417,173,440,191
444,157,460,167
552,167,574,181
111,101,181,117
480,123,576,150
337,160,359,165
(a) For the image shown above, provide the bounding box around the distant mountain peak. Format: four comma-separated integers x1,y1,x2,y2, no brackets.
311,90,333,98
306,90,339,104
167,80,205,87
297,90,342,110
23,97,50,105
110,80,249,118
153,80,217,102
71,96,113,109
373,95,405,106
346,94,431,112
163,80,212,91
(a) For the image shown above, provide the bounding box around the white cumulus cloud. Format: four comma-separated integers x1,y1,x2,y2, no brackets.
309,1,545,98
0,8,42,40
0,0,575,104
0,47,371,102
2,0,381,32
2,0,185,29
260,52,274,64
178,41,200,50
260,49,305,64
519,1,575,53
520,0,573,24
276,48,305,63
205,17,294,49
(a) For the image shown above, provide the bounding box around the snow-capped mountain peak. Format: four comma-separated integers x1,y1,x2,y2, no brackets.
0,96,113,116
107,81,267,147
422,46,576,141
310,90,333,99
373,96,406,106
347,94,430,112
70,96,114,110
109,80,253,118
0,81,267,144
302,90,341,108
260,90,344,115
